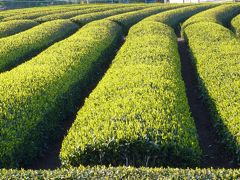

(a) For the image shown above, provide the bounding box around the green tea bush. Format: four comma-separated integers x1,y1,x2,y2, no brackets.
143,4,217,30
231,14,240,36
0,5,73,19
0,20,38,38
0,19,122,168
182,4,240,30
0,19,78,73
1,166,240,179
2,5,93,21
107,4,184,31
183,14,240,163
71,5,158,26
60,20,201,167
0,4,83,18
60,3,218,168
35,5,132,23
0,3,179,168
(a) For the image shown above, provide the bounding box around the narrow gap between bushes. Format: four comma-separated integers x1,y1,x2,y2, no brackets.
23,34,126,170
177,33,237,168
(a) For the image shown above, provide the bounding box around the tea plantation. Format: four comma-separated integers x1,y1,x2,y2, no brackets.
0,2,239,179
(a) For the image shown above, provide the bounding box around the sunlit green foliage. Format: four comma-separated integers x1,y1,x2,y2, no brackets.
0,4,82,19
0,20,38,38
2,5,94,21
0,19,122,168
183,7,240,163
0,3,180,168
231,13,240,36
1,166,240,179
143,4,217,30
60,11,205,167
182,4,240,30
60,3,218,168
107,4,184,31
35,5,133,23
0,19,78,73
71,5,160,26
0,3,239,177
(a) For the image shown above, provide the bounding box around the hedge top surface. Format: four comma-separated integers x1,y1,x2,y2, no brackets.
70,5,150,26
0,20,38,38
231,13,240,36
34,5,135,23
0,4,93,16
0,5,105,21
182,4,240,29
0,5,80,18
0,19,78,73
0,18,122,168
2,4,137,21
183,21,240,162
0,3,181,168
106,4,184,31
143,4,217,29
60,19,201,167
0,166,240,179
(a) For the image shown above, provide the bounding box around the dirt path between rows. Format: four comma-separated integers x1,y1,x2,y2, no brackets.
177,37,237,168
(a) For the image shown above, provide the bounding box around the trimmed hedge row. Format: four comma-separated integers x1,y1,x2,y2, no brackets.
183,12,240,163
0,5,76,19
0,3,176,168
143,4,217,30
60,3,217,168
0,5,156,73
71,5,159,26
182,4,240,30
231,14,240,36
2,5,94,21
60,10,204,167
35,5,134,23
0,19,78,73
1,166,240,179
0,20,38,38
0,19,122,168
107,4,186,31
